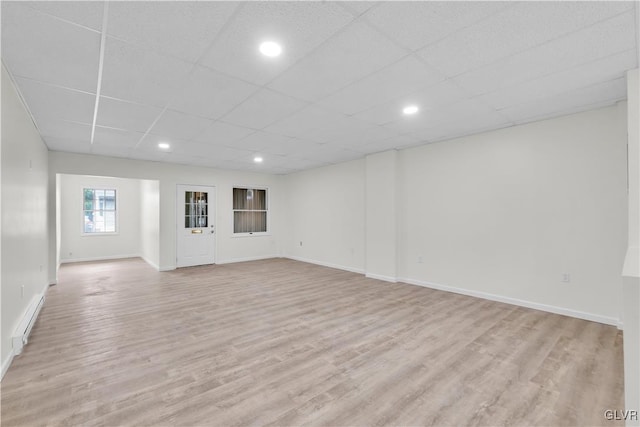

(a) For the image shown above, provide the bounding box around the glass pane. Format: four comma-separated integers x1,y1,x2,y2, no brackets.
84,189,94,210
104,211,116,232
104,190,116,210
84,211,94,233
233,188,247,210
234,211,267,233
253,189,266,210
185,191,208,229
93,210,105,232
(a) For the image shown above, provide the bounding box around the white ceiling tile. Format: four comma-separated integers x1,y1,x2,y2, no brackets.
268,21,407,102
264,106,352,141
418,1,635,78
169,66,259,120
27,1,104,31
14,77,95,124
339,2,378,16
36,118,92,143
44,136,92,154
3,1,637,174
222,88,307,130
501,77,627,124
309,115,381,144
101,37,193,108
353,79,469,125
480,49,638,110
90,143,132,159
365,1,510,51
149,110,215,141
278,156,330,171
135,134,187,155
97,97,163,133
243,132,325,157
107,2,238,63
453,11,638,96
193,121,256,145
1,3,100,92
234,152,289,169
92,127,145,148
318,55,445,115
412,111,513,143
200,2,354,86
228,132,280,152
171,141,251,161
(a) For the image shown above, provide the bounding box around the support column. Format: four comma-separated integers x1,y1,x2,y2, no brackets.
365,150,397,282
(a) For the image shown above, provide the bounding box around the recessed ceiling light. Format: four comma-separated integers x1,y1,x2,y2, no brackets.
403,105,419,115
259,41,282,58
254,156,263,163
158,142,170,150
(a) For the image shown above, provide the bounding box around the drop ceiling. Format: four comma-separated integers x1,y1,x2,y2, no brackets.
1,1,637,174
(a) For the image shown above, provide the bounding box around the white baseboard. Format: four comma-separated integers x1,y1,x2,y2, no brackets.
365,273,397,283
141,256,159,271
284,255,364,275
398,277,620,327
2,281,51,381
216,255,279,265
60,254,142,264
1,349,15,381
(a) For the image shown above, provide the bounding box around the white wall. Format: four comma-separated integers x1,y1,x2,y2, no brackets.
623,68,640,424
365,150,397,281
48,153,284,280
140,179,160,269
283,159,365,273
59,174,141,263
398,104,627,324
282,104,628,325
1,64,49,374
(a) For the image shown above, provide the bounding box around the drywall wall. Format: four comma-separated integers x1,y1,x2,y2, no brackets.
48,153,283,279
1,64,49,374
283,159,365,273
397,104,628,324
140,179,160,269
623,68,640,424
58,174,141,263
365,150,398,281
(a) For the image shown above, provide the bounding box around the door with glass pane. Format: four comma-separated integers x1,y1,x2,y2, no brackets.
176,185,215,267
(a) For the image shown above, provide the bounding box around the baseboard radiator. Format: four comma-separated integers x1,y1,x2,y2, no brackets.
12,293,45,355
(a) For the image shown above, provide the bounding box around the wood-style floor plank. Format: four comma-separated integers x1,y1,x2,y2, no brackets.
1,258,623,426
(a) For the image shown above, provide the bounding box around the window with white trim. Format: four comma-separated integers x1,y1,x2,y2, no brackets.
83,188,117,233
233,187,267,234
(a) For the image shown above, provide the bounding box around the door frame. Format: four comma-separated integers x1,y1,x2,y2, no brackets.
176,184,217,267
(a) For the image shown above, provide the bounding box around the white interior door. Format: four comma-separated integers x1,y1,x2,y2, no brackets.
176,185,215,267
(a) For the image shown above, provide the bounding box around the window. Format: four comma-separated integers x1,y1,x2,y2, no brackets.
83,188,117,233
233,187,267,234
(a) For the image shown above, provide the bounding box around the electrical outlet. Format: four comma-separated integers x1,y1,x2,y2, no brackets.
562,273,571,283
299,241,302,246
418,256,423,264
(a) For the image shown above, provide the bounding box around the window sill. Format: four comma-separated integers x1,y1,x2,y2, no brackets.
81,232,119,237
232,233,271,238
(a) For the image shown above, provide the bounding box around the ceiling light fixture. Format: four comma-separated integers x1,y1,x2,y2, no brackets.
403,105,419,115
254,156,263,163
259,41,282,57
158,142,170,150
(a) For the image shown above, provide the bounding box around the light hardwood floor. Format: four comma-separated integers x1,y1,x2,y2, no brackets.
1,258,624,426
